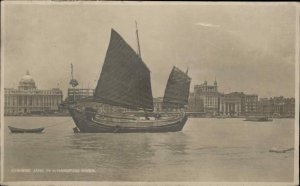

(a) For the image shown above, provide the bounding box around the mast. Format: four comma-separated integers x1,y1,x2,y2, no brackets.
135,21,146,116
71,63,75,102
69,63,79,102
135,21,141,57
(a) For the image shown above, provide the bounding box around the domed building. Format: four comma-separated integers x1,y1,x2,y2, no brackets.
4,71,63,115
18,71,37,90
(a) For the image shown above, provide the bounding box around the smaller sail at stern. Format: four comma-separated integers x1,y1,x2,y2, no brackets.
162,66,191,110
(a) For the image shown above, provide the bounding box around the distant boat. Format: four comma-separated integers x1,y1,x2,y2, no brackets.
8,126,44,133
68,25,191,133
244,115,273,122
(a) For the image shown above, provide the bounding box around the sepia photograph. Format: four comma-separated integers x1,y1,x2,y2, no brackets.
1,1,299,185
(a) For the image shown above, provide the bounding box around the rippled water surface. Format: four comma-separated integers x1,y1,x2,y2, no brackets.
4,117,295,182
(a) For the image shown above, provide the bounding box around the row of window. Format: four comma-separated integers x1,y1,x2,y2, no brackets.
5,101,61,107
5,88,62,94
4,95,62,107
5,92,62,95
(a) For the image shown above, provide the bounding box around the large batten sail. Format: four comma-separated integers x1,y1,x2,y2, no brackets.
162,66,191,109
94,29,153,111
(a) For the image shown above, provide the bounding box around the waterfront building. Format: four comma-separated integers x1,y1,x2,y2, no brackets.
257,97,295,117
187,91,205,113
194,80,219,114
187,92,204,112
257,98,273,115
188,80,222,115
244,94,258,114
4,71,63,115
187,93,196,112
67,88,95,102
219,92,243,116
219,92,258,116
194,94,204,112
153,97,185,112
282,98,295,117
273,97,285,115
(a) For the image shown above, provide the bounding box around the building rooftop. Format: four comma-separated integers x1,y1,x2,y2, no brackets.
18,71,37,90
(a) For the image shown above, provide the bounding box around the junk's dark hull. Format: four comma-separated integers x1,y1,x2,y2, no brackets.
69,108,188,133
8,126,44,133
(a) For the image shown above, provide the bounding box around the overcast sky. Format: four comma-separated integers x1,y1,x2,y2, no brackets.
3,3,297,99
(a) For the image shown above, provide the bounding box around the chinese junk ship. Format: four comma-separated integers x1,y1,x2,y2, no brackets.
69,27,191,133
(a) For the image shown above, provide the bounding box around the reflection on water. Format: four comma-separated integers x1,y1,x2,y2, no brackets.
3,117,295,182
66,133,156,170
65,131,190,172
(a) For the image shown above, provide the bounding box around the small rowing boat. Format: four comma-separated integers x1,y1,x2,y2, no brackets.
8,126,44,133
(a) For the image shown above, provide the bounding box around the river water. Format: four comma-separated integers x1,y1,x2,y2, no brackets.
3,117,295,182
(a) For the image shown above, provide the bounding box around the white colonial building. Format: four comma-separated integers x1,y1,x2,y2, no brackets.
4,71,63,115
